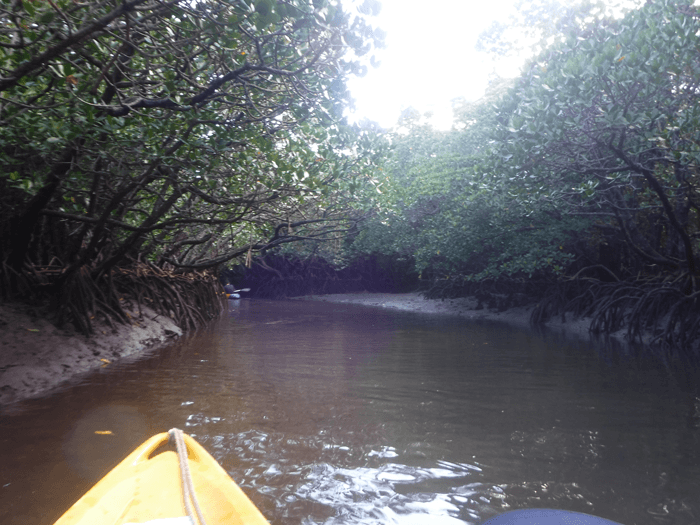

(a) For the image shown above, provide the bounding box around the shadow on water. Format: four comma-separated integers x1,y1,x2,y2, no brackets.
1,298,700,525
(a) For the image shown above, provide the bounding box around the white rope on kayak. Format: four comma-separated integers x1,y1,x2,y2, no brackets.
168,428,208,525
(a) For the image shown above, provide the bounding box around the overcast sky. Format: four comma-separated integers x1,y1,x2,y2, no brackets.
345,0,526,130
344,0,652,130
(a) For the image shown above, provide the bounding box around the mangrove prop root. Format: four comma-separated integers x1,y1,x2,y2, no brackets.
531,270,700,352
1,259,224,335
425,265,700,352
113,264,224,332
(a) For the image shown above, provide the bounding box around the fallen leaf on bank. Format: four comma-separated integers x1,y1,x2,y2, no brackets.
100,358,110,364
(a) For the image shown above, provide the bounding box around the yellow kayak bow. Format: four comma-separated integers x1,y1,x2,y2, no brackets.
53,429,268,525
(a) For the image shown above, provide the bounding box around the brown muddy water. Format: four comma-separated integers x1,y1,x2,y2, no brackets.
1,299,699,525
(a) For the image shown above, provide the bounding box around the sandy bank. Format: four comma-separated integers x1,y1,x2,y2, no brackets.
0,302,183,407
295,292,599,340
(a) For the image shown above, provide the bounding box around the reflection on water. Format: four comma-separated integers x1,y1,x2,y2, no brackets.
1,298,700,525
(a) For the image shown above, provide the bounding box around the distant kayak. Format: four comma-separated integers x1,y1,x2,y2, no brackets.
481,508,623,525
224,285,249,300
53,429,268,525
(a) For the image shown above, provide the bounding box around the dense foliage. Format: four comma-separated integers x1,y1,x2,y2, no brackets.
492,0,700,279
353,0,700,349
0,0,383,330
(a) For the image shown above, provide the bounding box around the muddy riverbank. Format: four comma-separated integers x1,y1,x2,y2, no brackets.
295,292,597,337
0,301,183,406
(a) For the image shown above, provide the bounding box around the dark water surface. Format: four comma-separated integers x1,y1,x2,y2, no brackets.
1,299,700,525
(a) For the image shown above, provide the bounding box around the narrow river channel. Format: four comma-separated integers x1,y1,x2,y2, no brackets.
1,299,699,525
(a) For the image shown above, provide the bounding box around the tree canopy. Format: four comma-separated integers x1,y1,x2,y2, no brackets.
351,0,700,347
487,0,700,279
0,0,383,329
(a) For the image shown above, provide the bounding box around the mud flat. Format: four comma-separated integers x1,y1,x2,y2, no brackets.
0,302,183,407
295,292,600,340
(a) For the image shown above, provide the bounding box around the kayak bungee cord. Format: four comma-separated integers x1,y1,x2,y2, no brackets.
169,428,208,525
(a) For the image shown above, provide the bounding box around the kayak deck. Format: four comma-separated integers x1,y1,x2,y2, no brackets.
54,431,268,525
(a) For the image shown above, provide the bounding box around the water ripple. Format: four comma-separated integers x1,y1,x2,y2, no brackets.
193,430,492,524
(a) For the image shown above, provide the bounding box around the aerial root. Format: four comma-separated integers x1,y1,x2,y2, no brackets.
113,263,224,332
530,269,700,351
426,264,700,352
1,259,224,335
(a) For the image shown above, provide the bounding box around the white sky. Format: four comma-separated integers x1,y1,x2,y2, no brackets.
346,0,526,130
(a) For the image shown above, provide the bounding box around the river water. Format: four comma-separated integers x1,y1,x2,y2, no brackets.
1,298,700,525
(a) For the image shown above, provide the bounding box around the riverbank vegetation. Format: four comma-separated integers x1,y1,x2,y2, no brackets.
347,0,700,351
0,0,384,332
239,0,700,352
